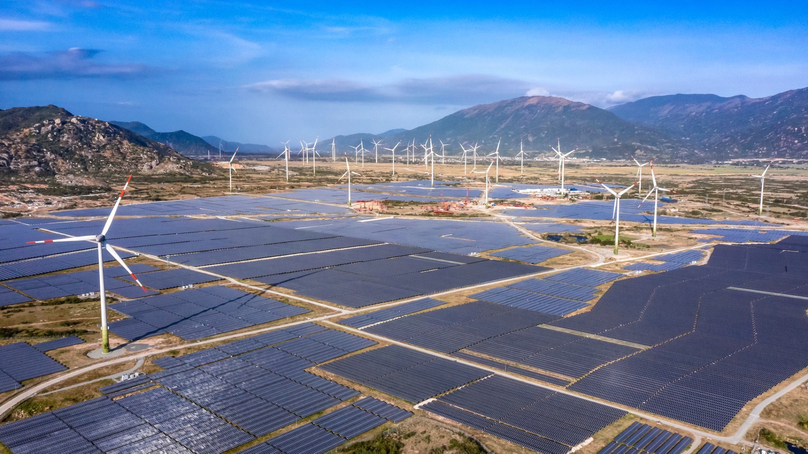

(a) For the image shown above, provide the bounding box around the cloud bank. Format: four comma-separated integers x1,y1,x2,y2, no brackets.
0,48,152,80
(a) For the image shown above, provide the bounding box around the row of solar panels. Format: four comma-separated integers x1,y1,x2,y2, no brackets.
599,422,694,454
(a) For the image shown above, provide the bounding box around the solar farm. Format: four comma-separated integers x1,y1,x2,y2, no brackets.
0,171,807,454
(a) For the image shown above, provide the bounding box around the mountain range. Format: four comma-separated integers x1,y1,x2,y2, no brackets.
0,106,206,177
608,89,808,160
109,121,218,157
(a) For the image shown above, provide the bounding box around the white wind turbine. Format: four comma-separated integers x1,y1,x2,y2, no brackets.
384,140,402,176
308,137,319,176
218,140,223,160
439,140,447,164
486,137,503,183
470,142,481,171
372,139,383,164
640,161,670,237
339,153,362,206
551,139,576,192
472,160,496,207
27,175,146,353
750,161,773,215
350,143,361,164
421,136,439,187
278,141,291,182
420,138,430,169
459,143,471,175
359,139,366,168
515,139,527,176
297,141,307,163
633,157,649,194
596,178,637,255
228,147,239,192
331,138,336,162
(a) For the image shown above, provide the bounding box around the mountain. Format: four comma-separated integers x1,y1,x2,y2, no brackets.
382,96,690,159
201,136,276,154
109,121,156,137
609,88,808,159
378,128,407,137
110,121,217,157
0,105,205,176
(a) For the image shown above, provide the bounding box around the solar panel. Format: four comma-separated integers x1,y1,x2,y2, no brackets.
545,268,624,287
491,244,571,264
32,336,85,352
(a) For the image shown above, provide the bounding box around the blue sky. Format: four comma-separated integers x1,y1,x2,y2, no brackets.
1,1,807,145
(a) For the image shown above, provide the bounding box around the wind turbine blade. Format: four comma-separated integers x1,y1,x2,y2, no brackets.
650,161,657,187
761,162,772,177
617,183,637,197
101,174,132,236
105,244,146,292
658,187,671,192
641,188,654,204
28,235,95,244
229,147,239,163
339,171,349,180
595,178,618,196
352,171,362,176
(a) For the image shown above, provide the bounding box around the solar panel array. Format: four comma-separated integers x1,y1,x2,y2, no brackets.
491,244,571,264
695,443,740,454
108,286,309,340
598,422,694,454
562,240,808,430
242,397,412,454
0,343,67,393
364,301,558,353
520,223,584,234
545,268,624,287
320,345,490,403
273,217,535,255
470,287,589,316
625,250,707,273
0,249,135,282
0,285,30,307
693,228,808,243
52,194,352,218
33,336,85,352
118,267,221,290
506,200,770,226
339,298,445,328
423,375,625,454
450,351,570,386
0,324,388,453
467,326,640,379
249,249,539,308
6,265,160,302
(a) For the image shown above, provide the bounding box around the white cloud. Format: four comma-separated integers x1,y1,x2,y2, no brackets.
526,87,550,96
0,19,53,31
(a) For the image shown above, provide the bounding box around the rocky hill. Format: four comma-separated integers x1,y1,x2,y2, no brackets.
110,121,217,157
0,106,206,177
609,88,808,159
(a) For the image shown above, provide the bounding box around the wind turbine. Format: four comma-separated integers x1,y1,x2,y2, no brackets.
308,137,319,176
633,157,649,194
596,178,637,255
278,141,290,182
372,139,383,164
640,161,670,237
420,138,430,169
422,136,438,187
218,140,223,160
384,140,401,176
472,160,495,207
750,161,773,215
331,138,336,162
486,137,503,183
470,142,480,171
459,143,470,175
359,139,366,168
350,143,361,164
339,153,362,206
228,147,239,193
27,175,146,353
551,139,576,192
439,140,447,164
515,139,527,176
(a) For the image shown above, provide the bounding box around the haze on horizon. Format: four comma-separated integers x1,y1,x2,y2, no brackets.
1,0,806,145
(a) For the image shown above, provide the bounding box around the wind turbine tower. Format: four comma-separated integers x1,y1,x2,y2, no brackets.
640,161,670,237
750,161,773,215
